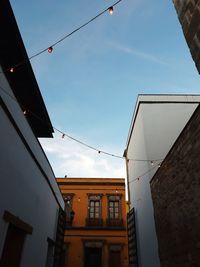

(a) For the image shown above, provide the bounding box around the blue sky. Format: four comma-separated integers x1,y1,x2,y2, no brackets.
10,0,200,177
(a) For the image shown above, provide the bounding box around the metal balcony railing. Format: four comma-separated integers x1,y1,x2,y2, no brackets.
106,218,124,227
85,218,103,227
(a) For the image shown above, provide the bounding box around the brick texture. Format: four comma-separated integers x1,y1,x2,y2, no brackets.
173,0,200,74
150,104,200,267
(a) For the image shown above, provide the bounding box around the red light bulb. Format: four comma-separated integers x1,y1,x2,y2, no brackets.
48,46,53,53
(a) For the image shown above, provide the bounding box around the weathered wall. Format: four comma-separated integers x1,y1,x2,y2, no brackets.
0,66,64,267
173,0,200,73
151,104,200,267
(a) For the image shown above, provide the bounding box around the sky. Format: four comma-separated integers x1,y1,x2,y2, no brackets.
10,0,200,178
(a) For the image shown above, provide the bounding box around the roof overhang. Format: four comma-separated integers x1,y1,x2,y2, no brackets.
126,94,200,151
0,0,54,137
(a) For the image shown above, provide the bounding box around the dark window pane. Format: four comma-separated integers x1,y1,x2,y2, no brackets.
90,213,94,218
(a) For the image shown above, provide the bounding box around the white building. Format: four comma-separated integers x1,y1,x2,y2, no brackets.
125,94,200,267
0,1,64,266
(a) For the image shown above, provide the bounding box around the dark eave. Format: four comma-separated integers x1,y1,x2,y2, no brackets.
0,0,54,137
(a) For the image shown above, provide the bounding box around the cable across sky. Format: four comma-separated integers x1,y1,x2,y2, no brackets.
7,0,123,73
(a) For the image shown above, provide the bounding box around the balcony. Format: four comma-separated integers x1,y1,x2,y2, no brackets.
106,218,124,228
86,218,103,227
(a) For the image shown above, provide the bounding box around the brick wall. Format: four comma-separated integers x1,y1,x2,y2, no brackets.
150,104,200,267
173,0,200,74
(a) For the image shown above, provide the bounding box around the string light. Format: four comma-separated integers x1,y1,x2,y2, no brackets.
0,84,163,164
23,110,27,115
151,161,154,166
129,162,162,184
108,6,114,15
1,0,123,74
47,46,53,53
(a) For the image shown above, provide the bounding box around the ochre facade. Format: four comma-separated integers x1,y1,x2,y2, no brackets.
56,178,129,267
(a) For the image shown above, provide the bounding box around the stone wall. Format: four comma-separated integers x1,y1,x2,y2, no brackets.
173,0,200,74
150,104,200,267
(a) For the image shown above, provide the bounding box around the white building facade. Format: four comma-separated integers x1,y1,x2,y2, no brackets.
0,1,64,266
125,94,200,267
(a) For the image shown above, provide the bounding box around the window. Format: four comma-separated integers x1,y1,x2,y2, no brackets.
88,195,102,219
107,195,121,219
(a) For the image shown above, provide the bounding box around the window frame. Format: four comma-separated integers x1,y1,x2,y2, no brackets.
87,194,102,219
107,195,122,220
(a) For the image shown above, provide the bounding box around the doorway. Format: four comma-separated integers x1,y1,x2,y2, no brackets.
0,224,26,267
84,247,102,267
109,249,121,267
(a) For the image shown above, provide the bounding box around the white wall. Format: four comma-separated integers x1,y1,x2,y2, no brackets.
126,96,199,267
0,67,64,267
127,107,160,267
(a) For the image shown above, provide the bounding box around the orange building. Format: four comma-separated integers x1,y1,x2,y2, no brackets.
56,178,129,267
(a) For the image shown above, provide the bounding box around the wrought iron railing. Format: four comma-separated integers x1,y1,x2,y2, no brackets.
85,218,103,227
106,218,124,227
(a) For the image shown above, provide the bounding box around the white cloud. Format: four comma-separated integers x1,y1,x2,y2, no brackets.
39,133,126,178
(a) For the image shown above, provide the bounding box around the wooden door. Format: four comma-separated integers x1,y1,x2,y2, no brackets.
84,247,102,267
0,224,26,267
109,250,121,267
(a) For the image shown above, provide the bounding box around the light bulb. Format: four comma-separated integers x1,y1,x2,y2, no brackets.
48,46,53,53
108,6,113,15
10,67,14,73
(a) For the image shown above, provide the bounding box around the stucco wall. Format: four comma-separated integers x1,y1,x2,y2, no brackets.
57,178,129,267
151,104,200,266
126,107,160,267
0,67,64,266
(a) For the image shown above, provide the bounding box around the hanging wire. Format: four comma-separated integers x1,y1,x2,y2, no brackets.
0,83,163,163
128,161,162,184
4,0,123,73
